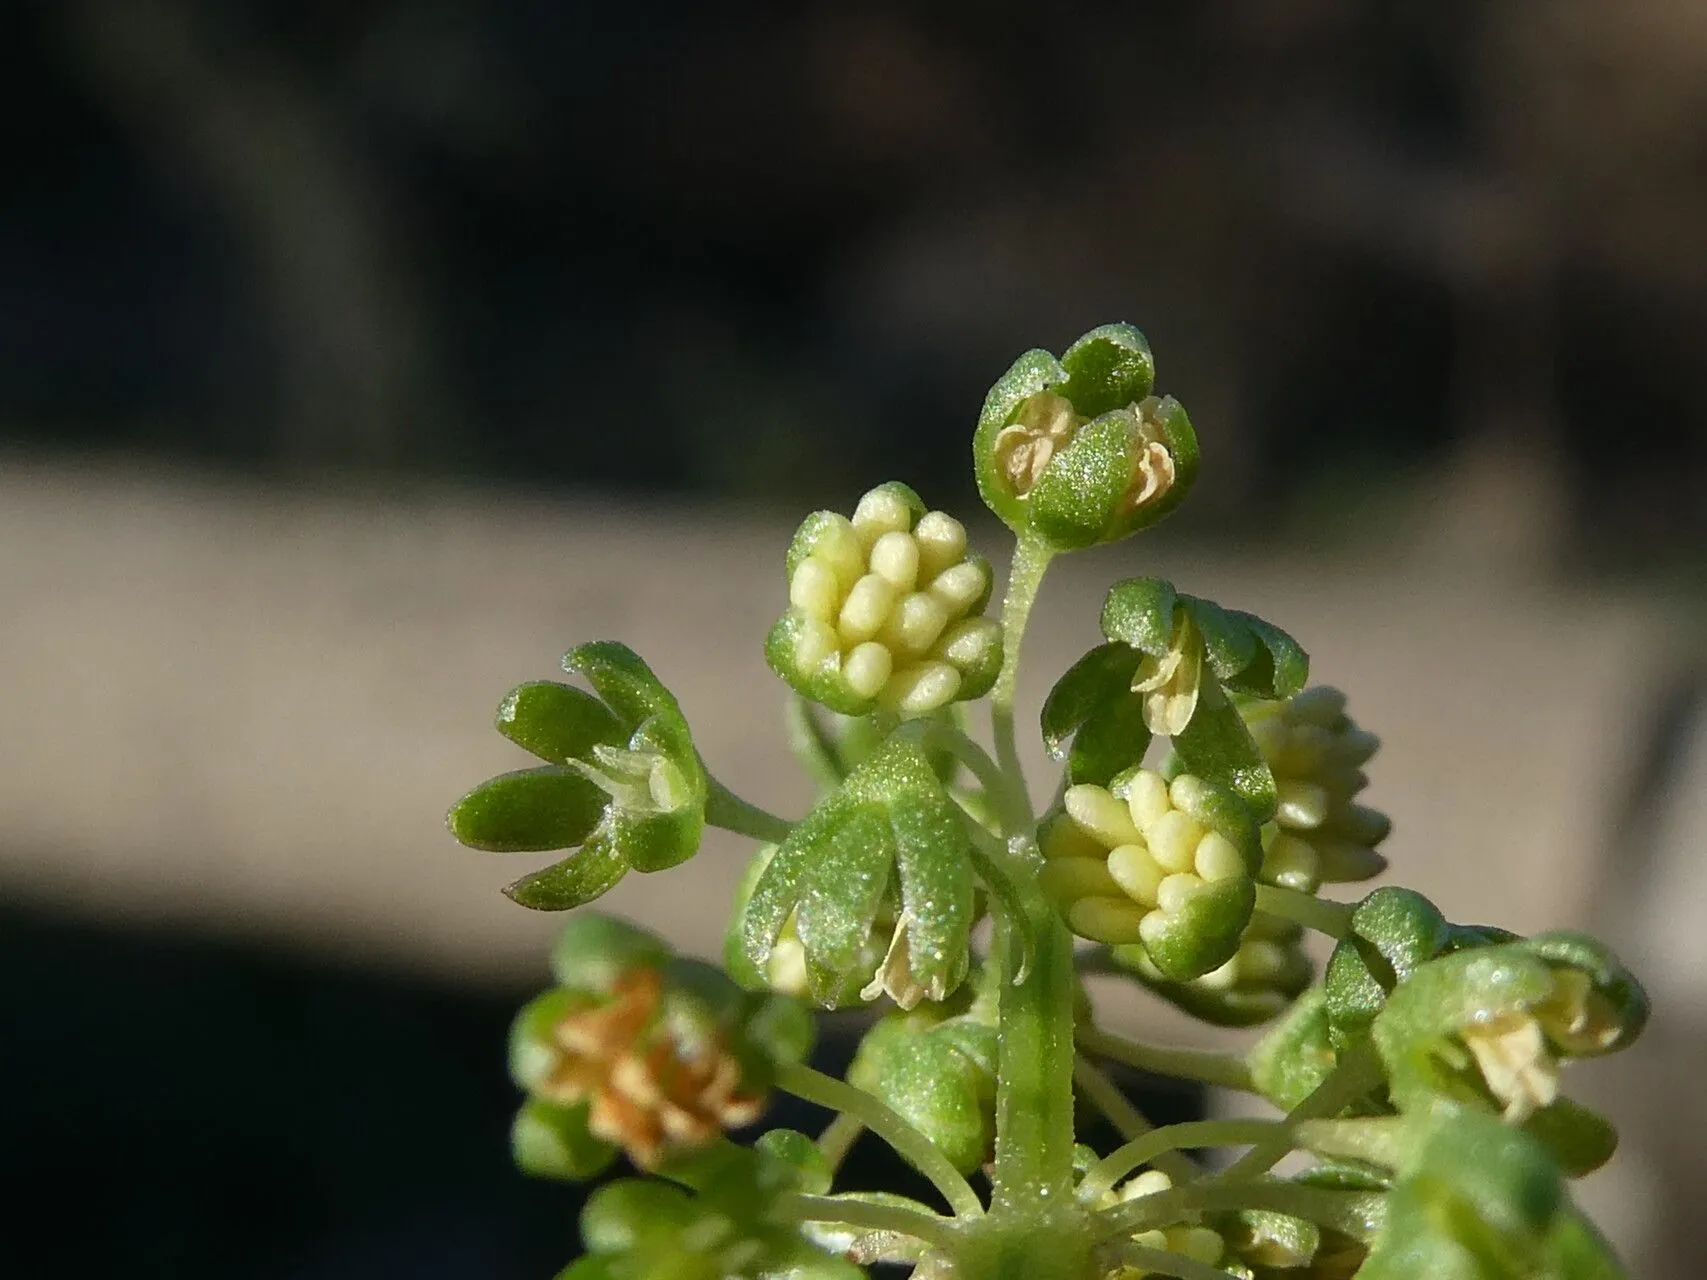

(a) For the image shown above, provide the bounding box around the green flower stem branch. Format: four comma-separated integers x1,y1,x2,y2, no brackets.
769,1192,957,1253
703,774,796,843
1253,882,1355,939
775,1061,984,1219
1079,1118,1289,1203
1071,1056,1201,1185
1075,1025,1256,1094
989,532,1054,814
450,323,1649,1278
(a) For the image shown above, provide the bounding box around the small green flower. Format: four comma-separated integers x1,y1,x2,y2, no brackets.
1372,937,1646,1125
1248,987,1341,1110
1112,908,1313,1028
736,738,976,1009
447,642,708,909
973,324,1199,551
766,483,1003,718
1037,767,1260,980
509,916,812,1174
1242,687,1390,891
847,1001,998,1176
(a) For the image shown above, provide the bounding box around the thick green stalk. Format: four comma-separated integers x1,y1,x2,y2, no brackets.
990,893,1079,1214
1076,1025,1256,1094
703,775,794,843
1254,884,1354,939
989,533,1054,818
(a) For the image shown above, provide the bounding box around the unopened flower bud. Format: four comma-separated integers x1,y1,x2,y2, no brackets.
768,483,1002,718
848,1006,997,1176
1039,768,1260,980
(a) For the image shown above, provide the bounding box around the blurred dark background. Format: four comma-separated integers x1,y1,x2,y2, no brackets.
5,2,1707,1277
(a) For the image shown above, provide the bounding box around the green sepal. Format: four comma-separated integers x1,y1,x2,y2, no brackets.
1138,875,1255,982
1223,612,1311,700
1522,1097,1618,1178
786,699,961,793
847,1009,997,1176
1324,888,1453,1038
448,766,607,853
1515,931,1648,1053
1040,643,1154,785
739,740,974,1009
1026,409,1149,550
496,680,626,764
511,1098,617,1182
1068,696,1153,788
764,611,873,717
1099,578,1180,656
562,641,684,733
1059,322,1156,416
1249,988,1341,1110
550,914,672,993
580,1178,702,1253
502,836,630,910
755,1129,833,1196
1226,1208,1322,1271
973,347,1071,531
1170,681,1278,822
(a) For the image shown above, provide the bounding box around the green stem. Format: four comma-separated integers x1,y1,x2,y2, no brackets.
816,1112,864,1175
906,719,1030,836
990,533,1054,820
776,1061,983,1219
703,775,794,843
1080,1119,1289,1203
1253,884,1355,940
1071,1056,1199,1185
1102,1242,1242,1280
770,1191,956,1252
1094,1178,1384,1244
990,890,1079,1213
1220,1042,1385,1180
1076,1026,1257,1094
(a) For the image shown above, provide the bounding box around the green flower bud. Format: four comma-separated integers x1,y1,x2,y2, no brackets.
848,1005,998,1176
738,738,976,1009
512,1097,619,1182
509,917,811,1172
973,324,1200,551
766,483,1002,718
1248,987,1341,1110
1242,686,1390,894
1111,909,1313,1027
1324,888,1453,1045
448,642,708,909
1038,768,1260,980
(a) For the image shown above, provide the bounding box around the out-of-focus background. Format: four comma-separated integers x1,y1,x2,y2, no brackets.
4,2,1706,1275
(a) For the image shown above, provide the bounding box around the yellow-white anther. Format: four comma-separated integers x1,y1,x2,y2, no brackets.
1106,843,1165,907
789,560,841,621
1132,613,1203,736
1167,1226,1226,1265
1040,857,1124,905
1119,1170,1174,1201
1067,896,1147,945
1126,769,1172,833
880,592,950,657
1147,810,1203,874
1275,779,1330,829
1156,872,1204,915
912,511,967,579
1125,438,1177,513
1194,831,1245,882
793,618,839,670
1463,1013,1557,1121
993,391,1081,496
937,617,1000,668
852,488,913,548
868,530,920,591
927,561,987,615
843,642,893,700
812,516,867,590
882,660,961,716
1065,784,1144,849
838,574,896,645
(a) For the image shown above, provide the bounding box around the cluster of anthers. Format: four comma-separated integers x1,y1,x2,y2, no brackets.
534,969,762,1169
784,485,1002,714
992,390,1178,512
1242,687,1389,890
1040,770,1246,951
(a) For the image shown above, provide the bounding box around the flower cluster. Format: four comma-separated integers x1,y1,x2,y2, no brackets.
1039,768,1261,980
509,916,812,1175
766,482,1003,718
1242,687,1390,891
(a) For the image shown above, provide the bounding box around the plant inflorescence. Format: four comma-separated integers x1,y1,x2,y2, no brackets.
449,324,1646,1279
